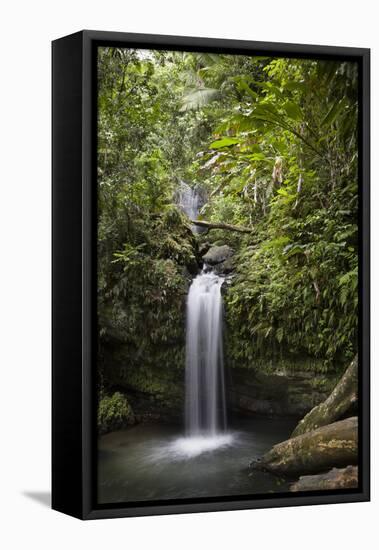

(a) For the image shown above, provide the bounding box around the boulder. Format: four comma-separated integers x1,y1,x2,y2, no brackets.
290,465,358,491
202,244,234,266
213,256,235,275
198,241,211,256
250,417,358,477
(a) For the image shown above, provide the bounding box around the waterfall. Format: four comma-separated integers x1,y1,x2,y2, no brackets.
175,180,204,233
185,270,227,436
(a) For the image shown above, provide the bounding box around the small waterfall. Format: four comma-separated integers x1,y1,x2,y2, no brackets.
185,270,227,436
175,180,203,233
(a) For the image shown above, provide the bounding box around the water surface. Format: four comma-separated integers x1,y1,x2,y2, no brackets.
98,416,296,504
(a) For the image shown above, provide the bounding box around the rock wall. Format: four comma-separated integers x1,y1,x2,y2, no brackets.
101,341,185,423
228,367,338,417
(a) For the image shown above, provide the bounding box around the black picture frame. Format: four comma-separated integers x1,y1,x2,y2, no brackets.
52,30,370,520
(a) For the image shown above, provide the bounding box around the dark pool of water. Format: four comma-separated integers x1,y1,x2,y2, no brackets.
97,416,296,504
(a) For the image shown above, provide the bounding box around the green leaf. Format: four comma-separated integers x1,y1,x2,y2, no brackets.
249,152,267,161
209,137,240,149
285,81,306,92
321,98,346,127
282,101,303,122
282,243,306,257
253,103,281,120
276,327,284,343
233,77,259,99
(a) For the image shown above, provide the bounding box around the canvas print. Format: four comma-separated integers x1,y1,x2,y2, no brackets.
96,47,359,505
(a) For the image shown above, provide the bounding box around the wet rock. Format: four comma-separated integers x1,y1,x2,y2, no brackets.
213,256,235,275
228,368,338,418
198,241,211,256
290,465,358,491
202,244,234,266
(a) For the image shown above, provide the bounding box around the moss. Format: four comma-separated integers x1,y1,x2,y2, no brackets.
98,208,197,414
97,392,135,435
225,347,337,376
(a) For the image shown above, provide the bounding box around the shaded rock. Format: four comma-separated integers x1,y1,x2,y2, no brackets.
250,417,358,477
101,338,185,420
213,256,235,275
228,367,338,418
186,256,201,276
202,244,234,265
291,356,358,437
290,465,358,491
198,241,211,256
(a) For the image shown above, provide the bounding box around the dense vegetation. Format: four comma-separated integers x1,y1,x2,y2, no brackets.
97,47,358,429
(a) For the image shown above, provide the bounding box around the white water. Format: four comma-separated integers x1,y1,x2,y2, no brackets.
176,180,201,233
185,270,227,440
170,433,233,458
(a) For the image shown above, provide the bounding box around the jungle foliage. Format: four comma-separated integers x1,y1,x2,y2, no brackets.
97,46,358,385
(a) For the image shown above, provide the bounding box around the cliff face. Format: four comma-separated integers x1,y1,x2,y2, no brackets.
228,367,338,418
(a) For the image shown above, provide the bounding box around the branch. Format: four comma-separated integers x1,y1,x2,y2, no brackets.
190,219,252,233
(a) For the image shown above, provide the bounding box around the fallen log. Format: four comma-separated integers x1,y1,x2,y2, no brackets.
190,219,253,234
291,356,358,438
250,416,358,477
290,465,358,492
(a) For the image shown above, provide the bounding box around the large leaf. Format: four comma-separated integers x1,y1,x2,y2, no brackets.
285,81,306,92
253,102,282,119
209,137,240,149
321,98,346,127
234,77,259,100
283,101,303,122
248,152,267,161
193,52,221,66
282,243,307,257
180,87,220,111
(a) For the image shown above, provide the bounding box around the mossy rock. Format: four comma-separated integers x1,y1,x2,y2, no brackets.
98,392,135,435
251,417,358,477
290,465,358,491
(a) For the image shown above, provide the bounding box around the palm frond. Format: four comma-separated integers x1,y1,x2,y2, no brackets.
180,87,220,111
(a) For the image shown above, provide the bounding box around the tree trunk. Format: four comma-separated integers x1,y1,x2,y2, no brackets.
190,219,253,234
290,465,358,492
291,355,358,438
250,417,358,477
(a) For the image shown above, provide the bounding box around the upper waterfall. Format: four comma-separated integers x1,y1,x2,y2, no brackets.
175,180,206,233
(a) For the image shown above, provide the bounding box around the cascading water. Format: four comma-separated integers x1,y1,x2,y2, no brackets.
170,180,232,456
176,180,204,233
185,270,227,436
